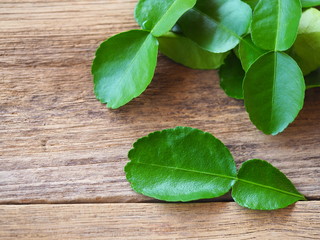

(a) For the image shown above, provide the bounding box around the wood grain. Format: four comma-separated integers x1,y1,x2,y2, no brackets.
0,0,320,203
1,202,319,239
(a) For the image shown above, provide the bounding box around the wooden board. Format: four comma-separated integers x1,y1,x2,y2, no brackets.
0,0,320,204
1,202,319,239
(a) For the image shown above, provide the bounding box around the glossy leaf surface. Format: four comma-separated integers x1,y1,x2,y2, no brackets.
125,127,237,202
239,35,267,72
219,52,245,99
158,33,228,69
243,52,305,135
135,0,197,37
92,30,158,109
292,8,320,75
251,0,302,51
232,159,306,210
177,0,252,53
301,0,320,7
305,68,320,89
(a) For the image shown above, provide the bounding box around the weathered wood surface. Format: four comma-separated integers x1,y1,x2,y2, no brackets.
1,202,319,240
0,0,320,204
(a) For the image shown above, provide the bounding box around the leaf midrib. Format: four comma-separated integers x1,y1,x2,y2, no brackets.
133,161,305,199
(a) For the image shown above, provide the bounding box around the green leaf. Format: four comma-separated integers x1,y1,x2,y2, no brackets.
232,159,306,210
135,0,197,37
301,0,320,7
125,127,237,202
251,0,302,51
158,32,228,69
242,0,259,9
219,52,245,99
243,52,305,135
92,30,158,109
305,68,320,89
177,0,252,53
291,8,320,75
239,35,268,72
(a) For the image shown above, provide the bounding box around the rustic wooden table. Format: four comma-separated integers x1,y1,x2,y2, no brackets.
0,1,319,239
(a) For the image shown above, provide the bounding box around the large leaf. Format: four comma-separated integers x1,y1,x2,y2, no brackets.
239,35,267,72
301,0,320,7
232,159,306,210
243,52,305,135
219,52,245,99
177,0,252,53
92,30,158,109
125,127,237,202
305,68,320,89
135,0,197,37
158,32,228,69
291,8,320,75
251,0,302,51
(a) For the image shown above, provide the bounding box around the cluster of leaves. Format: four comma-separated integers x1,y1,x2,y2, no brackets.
92,0,320,135
125,127,306,210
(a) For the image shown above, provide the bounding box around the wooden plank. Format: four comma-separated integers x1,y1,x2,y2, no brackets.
0,0,320,203
0,202,319,239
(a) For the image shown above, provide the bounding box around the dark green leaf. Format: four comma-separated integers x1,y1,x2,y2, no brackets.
135,0,197,37
301,0,320,7
291,8,320,75
232,159,306,210
177,0,252,53
125,127,237,202
158,32,228,69
239,35,268,72
219,52,245,99
251,0,302,51
242,0,259,9
92,30,158,109
243,52,305,135
305,68,320,89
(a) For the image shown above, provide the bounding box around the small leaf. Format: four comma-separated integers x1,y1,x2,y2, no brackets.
92,30,158,109
232,159,306,210
243,52,305,135
135,0,197,37
239,35,268,72
301,0,320,7
305,68,320,89
291,8,320,75
125,127,237,202
251,0,302,51
158,32,228,69
219,52,245,99
177,0,252,53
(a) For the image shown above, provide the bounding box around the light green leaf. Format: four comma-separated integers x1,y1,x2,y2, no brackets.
232,159,306,210
125,127,237,202
291,8,320,75
305,68,320,89
243,52,305,135
251,0,302,51
239,35,268,72
92,30,158,109
219,52,245,99
177,0,252,53
301,0,320,7
158,32,228,69
135,0,197,37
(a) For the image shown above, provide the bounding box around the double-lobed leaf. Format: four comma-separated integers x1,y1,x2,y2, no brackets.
291,8,320,75
251,0,302,51
125,127,237,202
158,32,228,69
177,0,252,53
232,159,306,210
135,0,197,37
92,30,158,109
125,127,305,210
243,52,305,135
